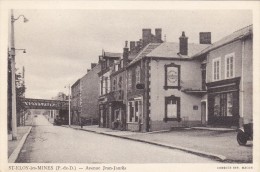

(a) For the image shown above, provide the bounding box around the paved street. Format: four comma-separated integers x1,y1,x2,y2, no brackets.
16,114,216,163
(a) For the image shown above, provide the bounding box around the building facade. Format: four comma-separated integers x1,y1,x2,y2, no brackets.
193,25,253,128
80,63,101,125
98,51,122,128
71,63,101,125
71,79,81,125
125,31,210,132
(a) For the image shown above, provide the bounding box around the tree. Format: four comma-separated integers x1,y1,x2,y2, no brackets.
7,56,26,130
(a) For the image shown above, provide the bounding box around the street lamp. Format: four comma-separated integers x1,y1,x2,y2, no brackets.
10,9,28,140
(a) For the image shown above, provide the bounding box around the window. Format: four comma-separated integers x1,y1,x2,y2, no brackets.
201,63,206,90
213,92,234,117
128,101,134,122
113,78,117,91
212,57,221,81
164,63,181,90
164,96,180,122
136,66,141,84
120,60,124,69
225,53,235,79
115,64,119,71
114,109,121,121
102,77,110,94
118,76,122,90
128,71,132,90
128,99,142,123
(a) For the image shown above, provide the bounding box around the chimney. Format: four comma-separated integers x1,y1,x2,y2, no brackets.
155,28,162,41
179,31,188,55
123,41,129,66
142,28,151,47
130,41,135,51
91,63,97,69
199,32,211,44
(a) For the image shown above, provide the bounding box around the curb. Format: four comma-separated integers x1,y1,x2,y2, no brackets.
62,126,227,162
8,126,32,163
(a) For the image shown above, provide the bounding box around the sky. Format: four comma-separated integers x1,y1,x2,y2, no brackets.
10,10,252,99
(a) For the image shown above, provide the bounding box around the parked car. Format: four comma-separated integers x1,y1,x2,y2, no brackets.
237,123,253,145
54,116,64,126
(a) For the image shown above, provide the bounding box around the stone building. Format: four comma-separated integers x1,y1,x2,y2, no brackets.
125,31,210,132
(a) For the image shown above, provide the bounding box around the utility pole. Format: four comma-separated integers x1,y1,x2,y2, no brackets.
10,9,17,140
10,10,28,140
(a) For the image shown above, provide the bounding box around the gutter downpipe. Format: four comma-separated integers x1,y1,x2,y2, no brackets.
240,40,245,127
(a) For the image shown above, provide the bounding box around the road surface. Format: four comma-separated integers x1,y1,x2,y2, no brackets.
16,114,217,163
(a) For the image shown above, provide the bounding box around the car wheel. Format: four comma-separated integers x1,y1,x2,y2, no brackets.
237,131,248,145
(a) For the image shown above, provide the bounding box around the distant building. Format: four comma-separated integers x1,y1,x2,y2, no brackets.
98,51,122,128
80,63,101,125
71,79,81,125
50,92,69,124
71,63,101,125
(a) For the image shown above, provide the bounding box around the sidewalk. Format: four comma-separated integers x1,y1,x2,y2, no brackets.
64,125,252,163
8,115,33,163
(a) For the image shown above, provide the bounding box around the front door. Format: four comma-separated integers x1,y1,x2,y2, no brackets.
201,101,206,126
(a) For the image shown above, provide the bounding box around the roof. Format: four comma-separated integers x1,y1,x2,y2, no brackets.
147,42,209,58
71,79,80,88
103,51,122,58
192,25,253,58
128,43,161,66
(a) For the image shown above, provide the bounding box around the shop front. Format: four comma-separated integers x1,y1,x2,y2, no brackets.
207,77,240,127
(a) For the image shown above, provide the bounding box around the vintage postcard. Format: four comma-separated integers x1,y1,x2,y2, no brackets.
0,1,259,172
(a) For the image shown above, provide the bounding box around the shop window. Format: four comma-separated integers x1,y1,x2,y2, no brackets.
164,96,180,122
164,63,181,90
114,109,121,121
225,53,235,79
213,57,221,81
128,101,134,122
128,99,142,123
213,92,234,117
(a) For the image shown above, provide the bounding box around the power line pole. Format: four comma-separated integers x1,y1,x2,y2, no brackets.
10,9,17,140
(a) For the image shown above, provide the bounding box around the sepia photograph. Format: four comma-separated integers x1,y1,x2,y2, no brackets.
0,1,259,172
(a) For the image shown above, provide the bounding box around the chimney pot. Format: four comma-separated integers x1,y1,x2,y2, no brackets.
123,42,129,66
155,28,162,41
199,32,211,44
130,41,135,51
142,28,152,47
179,31,188,55
91,63,97,69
